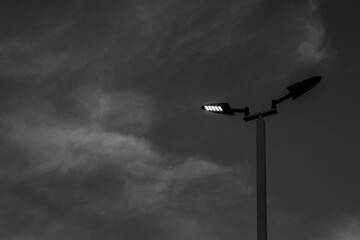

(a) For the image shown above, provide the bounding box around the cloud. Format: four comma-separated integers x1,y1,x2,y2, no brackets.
324,217,360,240
136,0,264,64
0,0,331,89
0,1,80,79
296,1,329,64
0,90,250,239
77,89,154,134
0,0,332,239
297,21,327,64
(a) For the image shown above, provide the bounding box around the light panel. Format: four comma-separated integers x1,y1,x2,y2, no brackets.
201,103,235,115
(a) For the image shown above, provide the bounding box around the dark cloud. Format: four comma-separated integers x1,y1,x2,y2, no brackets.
0,108,249,239
0,0,333,239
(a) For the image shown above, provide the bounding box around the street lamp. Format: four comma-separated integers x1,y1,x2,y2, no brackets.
201,76,321,240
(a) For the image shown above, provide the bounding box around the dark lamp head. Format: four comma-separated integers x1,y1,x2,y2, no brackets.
287,76,321,99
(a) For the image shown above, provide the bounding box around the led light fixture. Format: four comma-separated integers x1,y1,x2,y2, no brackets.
201,103,233,115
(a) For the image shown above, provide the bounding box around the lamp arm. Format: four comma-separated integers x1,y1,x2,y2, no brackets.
271,93,292,108
232,107,250,116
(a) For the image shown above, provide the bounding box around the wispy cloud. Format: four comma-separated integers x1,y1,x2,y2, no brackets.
0,89,250,239
296,1,329,64
322,217,360,240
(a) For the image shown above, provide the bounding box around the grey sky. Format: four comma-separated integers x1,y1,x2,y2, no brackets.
0,0,359,239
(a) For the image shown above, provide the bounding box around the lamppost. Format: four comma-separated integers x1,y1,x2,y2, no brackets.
201,76,322,240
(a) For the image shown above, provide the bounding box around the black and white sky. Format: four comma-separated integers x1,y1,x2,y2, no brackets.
0,0,359,239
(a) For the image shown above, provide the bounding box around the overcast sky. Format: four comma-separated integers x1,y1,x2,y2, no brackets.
0,0,359,239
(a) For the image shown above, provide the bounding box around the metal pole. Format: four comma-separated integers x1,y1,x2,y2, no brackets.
257,116,267,240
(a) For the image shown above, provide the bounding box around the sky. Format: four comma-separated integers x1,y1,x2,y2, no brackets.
0,0,359,239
